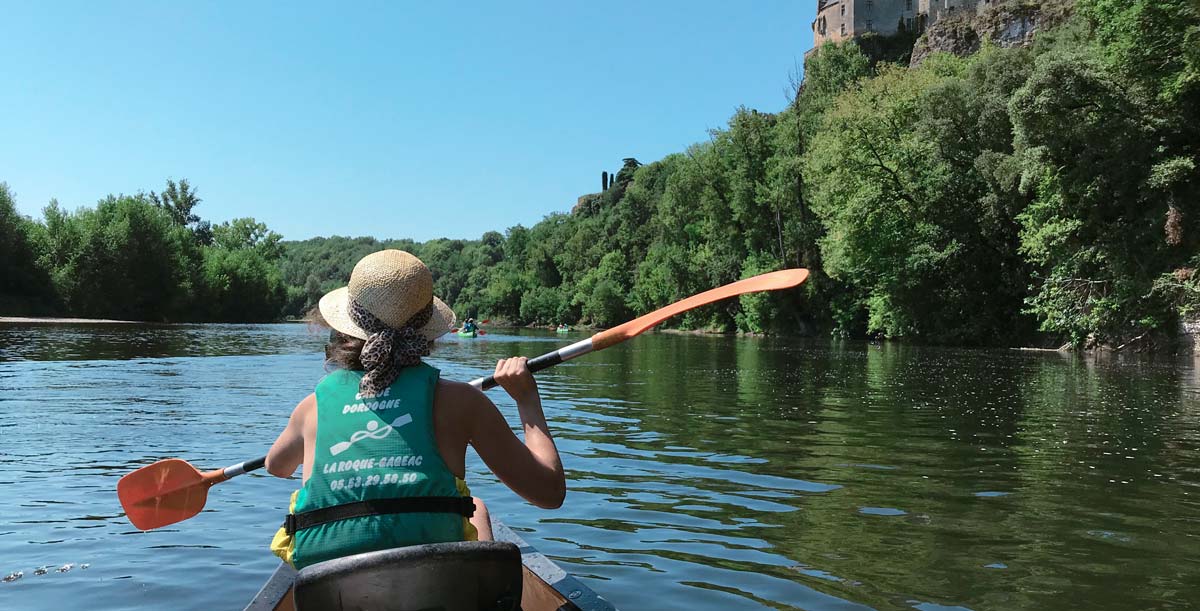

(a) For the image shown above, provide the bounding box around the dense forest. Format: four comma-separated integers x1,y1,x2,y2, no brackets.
0,180,287,322
2,0,1197,347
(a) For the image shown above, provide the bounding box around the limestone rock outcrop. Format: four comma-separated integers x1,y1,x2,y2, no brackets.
910,0,1074,66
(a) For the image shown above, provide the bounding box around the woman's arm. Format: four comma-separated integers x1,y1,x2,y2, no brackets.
265,394,313,478
466,357,566,509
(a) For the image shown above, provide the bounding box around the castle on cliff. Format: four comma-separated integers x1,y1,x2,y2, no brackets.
812,0,997,46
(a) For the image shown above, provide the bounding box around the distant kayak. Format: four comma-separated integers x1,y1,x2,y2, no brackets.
457,329,477,338
555,326,570,334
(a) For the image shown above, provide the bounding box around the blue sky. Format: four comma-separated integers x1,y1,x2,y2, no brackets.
1,2,816,241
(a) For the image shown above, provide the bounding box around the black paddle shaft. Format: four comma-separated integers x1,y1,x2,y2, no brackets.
221,455,268,479
475,351,563,391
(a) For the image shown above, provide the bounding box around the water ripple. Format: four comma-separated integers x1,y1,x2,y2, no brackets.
1,325,1199,610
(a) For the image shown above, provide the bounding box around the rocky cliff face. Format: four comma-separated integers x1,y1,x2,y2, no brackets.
573,193,603,215
910,0,1075,66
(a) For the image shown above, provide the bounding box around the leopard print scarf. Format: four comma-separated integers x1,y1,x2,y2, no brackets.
349,300,434,397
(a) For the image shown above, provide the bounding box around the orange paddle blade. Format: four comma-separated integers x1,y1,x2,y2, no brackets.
118,458,219,530
592,268,809,350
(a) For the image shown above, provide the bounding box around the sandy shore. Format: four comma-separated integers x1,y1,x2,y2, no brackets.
0,316,140,324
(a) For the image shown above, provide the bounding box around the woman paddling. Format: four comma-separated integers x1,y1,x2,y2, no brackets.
264,249,565,569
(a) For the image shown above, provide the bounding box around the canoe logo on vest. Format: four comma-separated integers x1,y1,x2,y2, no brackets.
329,414,412,456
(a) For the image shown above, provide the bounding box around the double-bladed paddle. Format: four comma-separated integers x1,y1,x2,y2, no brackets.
117,268,809,530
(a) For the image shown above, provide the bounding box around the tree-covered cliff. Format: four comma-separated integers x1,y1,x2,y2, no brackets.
3,0,1197,348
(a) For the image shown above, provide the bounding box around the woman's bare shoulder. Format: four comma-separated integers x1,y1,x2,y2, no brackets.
435,378,486,410
295,392,316,421
434,379,493,444
296,392,316,409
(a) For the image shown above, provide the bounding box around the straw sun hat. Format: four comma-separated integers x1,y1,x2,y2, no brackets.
318,250,456,342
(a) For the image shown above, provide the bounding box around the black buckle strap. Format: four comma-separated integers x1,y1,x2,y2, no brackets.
284,497,476,535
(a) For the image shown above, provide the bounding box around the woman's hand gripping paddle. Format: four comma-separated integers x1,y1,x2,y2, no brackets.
116,269,807,530
117,457,264,530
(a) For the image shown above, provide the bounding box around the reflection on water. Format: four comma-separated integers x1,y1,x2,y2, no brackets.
1,324,1199,610
0,322,318,361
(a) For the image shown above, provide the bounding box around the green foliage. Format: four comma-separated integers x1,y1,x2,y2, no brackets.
600,158,643,205
786,5,1198,346
735,252,786,334
795,41,873,138
854,30,921,66
199,245,286,322
805,50,1034,343
519,286,564,324
267,7,1196,347
9,5,1196,347
1078,0,1200,104
576,251,632,326
201,218,286,322
2,178,289,322
149,178,212,245
1009,11,1200,343
211,218,283,258
149,178,201,227
31,194,198,320
0,183,54,314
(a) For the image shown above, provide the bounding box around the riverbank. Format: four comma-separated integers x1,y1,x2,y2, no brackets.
5,316,1196,356
0,316,140,324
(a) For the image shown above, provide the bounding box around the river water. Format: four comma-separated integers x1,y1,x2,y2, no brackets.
0,323,1198,610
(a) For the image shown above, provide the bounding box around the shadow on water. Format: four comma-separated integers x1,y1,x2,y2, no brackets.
1,324,1199,610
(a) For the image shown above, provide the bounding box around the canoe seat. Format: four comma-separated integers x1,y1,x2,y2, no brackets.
293,541,523,611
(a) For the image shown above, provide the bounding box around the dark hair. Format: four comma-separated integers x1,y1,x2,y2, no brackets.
306,307,365,371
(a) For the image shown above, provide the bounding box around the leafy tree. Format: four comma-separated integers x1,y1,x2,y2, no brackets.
577,251,632,326
519,286,564,324
0,183,53,314
149,178,201,226
794,41,873,138
33,195,198,321
199,245,286,322
8,180,291,323
1079,0,1200,105
601,158,644,204
1010,46,1193,344
806,51,1036,343
211,217,283,259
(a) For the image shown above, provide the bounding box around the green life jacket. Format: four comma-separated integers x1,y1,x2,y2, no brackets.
289,364,468,569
